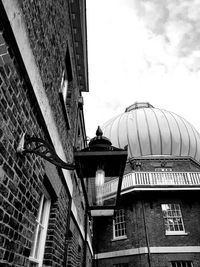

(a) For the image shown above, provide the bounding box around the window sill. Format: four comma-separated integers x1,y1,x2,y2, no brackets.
29,256,40,264
111,235,127,242
165,231,188,236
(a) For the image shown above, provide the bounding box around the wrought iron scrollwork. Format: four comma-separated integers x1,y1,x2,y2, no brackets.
16,133,75,170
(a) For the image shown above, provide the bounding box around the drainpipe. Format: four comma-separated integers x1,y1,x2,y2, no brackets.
83,207,88,267
142,200,152,267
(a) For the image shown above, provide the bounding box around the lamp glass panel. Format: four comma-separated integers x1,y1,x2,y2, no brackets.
88,175,119,207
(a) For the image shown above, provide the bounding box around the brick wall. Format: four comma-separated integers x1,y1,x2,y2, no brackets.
0,19,45,266
93,159,200,267
150,253,200,267
19,0,81,163
0,8,82,267
96,255,149,267
71,173,86,230
67,219,84,267
96,253,200,267
66,218,93,267
94,191,200,266
141,192,200,247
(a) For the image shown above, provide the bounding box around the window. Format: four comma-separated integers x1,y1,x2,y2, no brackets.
113,209,126,239
59,46,73,129
76,125,85,151
60,47,73,101
161,204,185,235
60,70,69,104
171,261,193,267
29,193,51,267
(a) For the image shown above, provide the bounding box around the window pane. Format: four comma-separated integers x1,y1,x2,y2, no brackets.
179,224,184,231
30,225,37,257
162,204,185,233
40,197,48,225
29,262,38,267
114,209,126,238
30,193,50,266
171,261,193,267
35,225,42,259
174,224,179,231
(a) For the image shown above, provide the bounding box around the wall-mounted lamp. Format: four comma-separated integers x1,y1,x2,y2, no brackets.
74,127,127,216
17,127,128,216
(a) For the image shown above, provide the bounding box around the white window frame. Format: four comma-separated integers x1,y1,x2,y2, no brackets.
161,204,186,235
113,209,127,240
29,191,51,267
59,69,71,130
60,45,73,106
171,261,193,267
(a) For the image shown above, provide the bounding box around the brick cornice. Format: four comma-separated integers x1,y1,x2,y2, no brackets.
68,0,89,92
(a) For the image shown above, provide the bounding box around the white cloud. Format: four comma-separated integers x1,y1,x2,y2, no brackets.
84,0,200,138
133,0,200,67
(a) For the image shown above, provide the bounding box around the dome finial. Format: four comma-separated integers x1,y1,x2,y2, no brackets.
125,102,154,112
96,126,103,137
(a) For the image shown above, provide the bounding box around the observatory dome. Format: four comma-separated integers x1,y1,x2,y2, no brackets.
102,102,200,161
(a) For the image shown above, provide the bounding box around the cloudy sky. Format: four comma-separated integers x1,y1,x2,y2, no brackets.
83,0,200,138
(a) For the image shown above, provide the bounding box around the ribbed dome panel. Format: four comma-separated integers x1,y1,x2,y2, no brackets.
144,108,161,155
136,109,151,156
102,103,200,161
127,112,141,157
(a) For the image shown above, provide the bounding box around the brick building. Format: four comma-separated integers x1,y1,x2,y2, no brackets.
0,0,92,266
93,102,200,267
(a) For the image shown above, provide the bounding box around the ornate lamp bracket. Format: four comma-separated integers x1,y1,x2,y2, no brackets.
16,133,75,170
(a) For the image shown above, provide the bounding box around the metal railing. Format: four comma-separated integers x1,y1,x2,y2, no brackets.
101,172,200,199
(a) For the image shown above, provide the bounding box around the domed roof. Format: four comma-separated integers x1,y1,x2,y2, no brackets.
102,102,200,161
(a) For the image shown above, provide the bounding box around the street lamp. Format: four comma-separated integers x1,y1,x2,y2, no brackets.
16,127,127,215
74,126,128,216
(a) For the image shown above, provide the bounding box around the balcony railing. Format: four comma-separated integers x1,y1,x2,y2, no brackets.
100,172,200,200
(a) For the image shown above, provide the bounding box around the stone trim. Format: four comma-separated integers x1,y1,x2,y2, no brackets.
95,246,200,259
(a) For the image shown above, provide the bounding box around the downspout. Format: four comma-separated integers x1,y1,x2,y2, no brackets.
83,206,88,267
142,200,152,267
